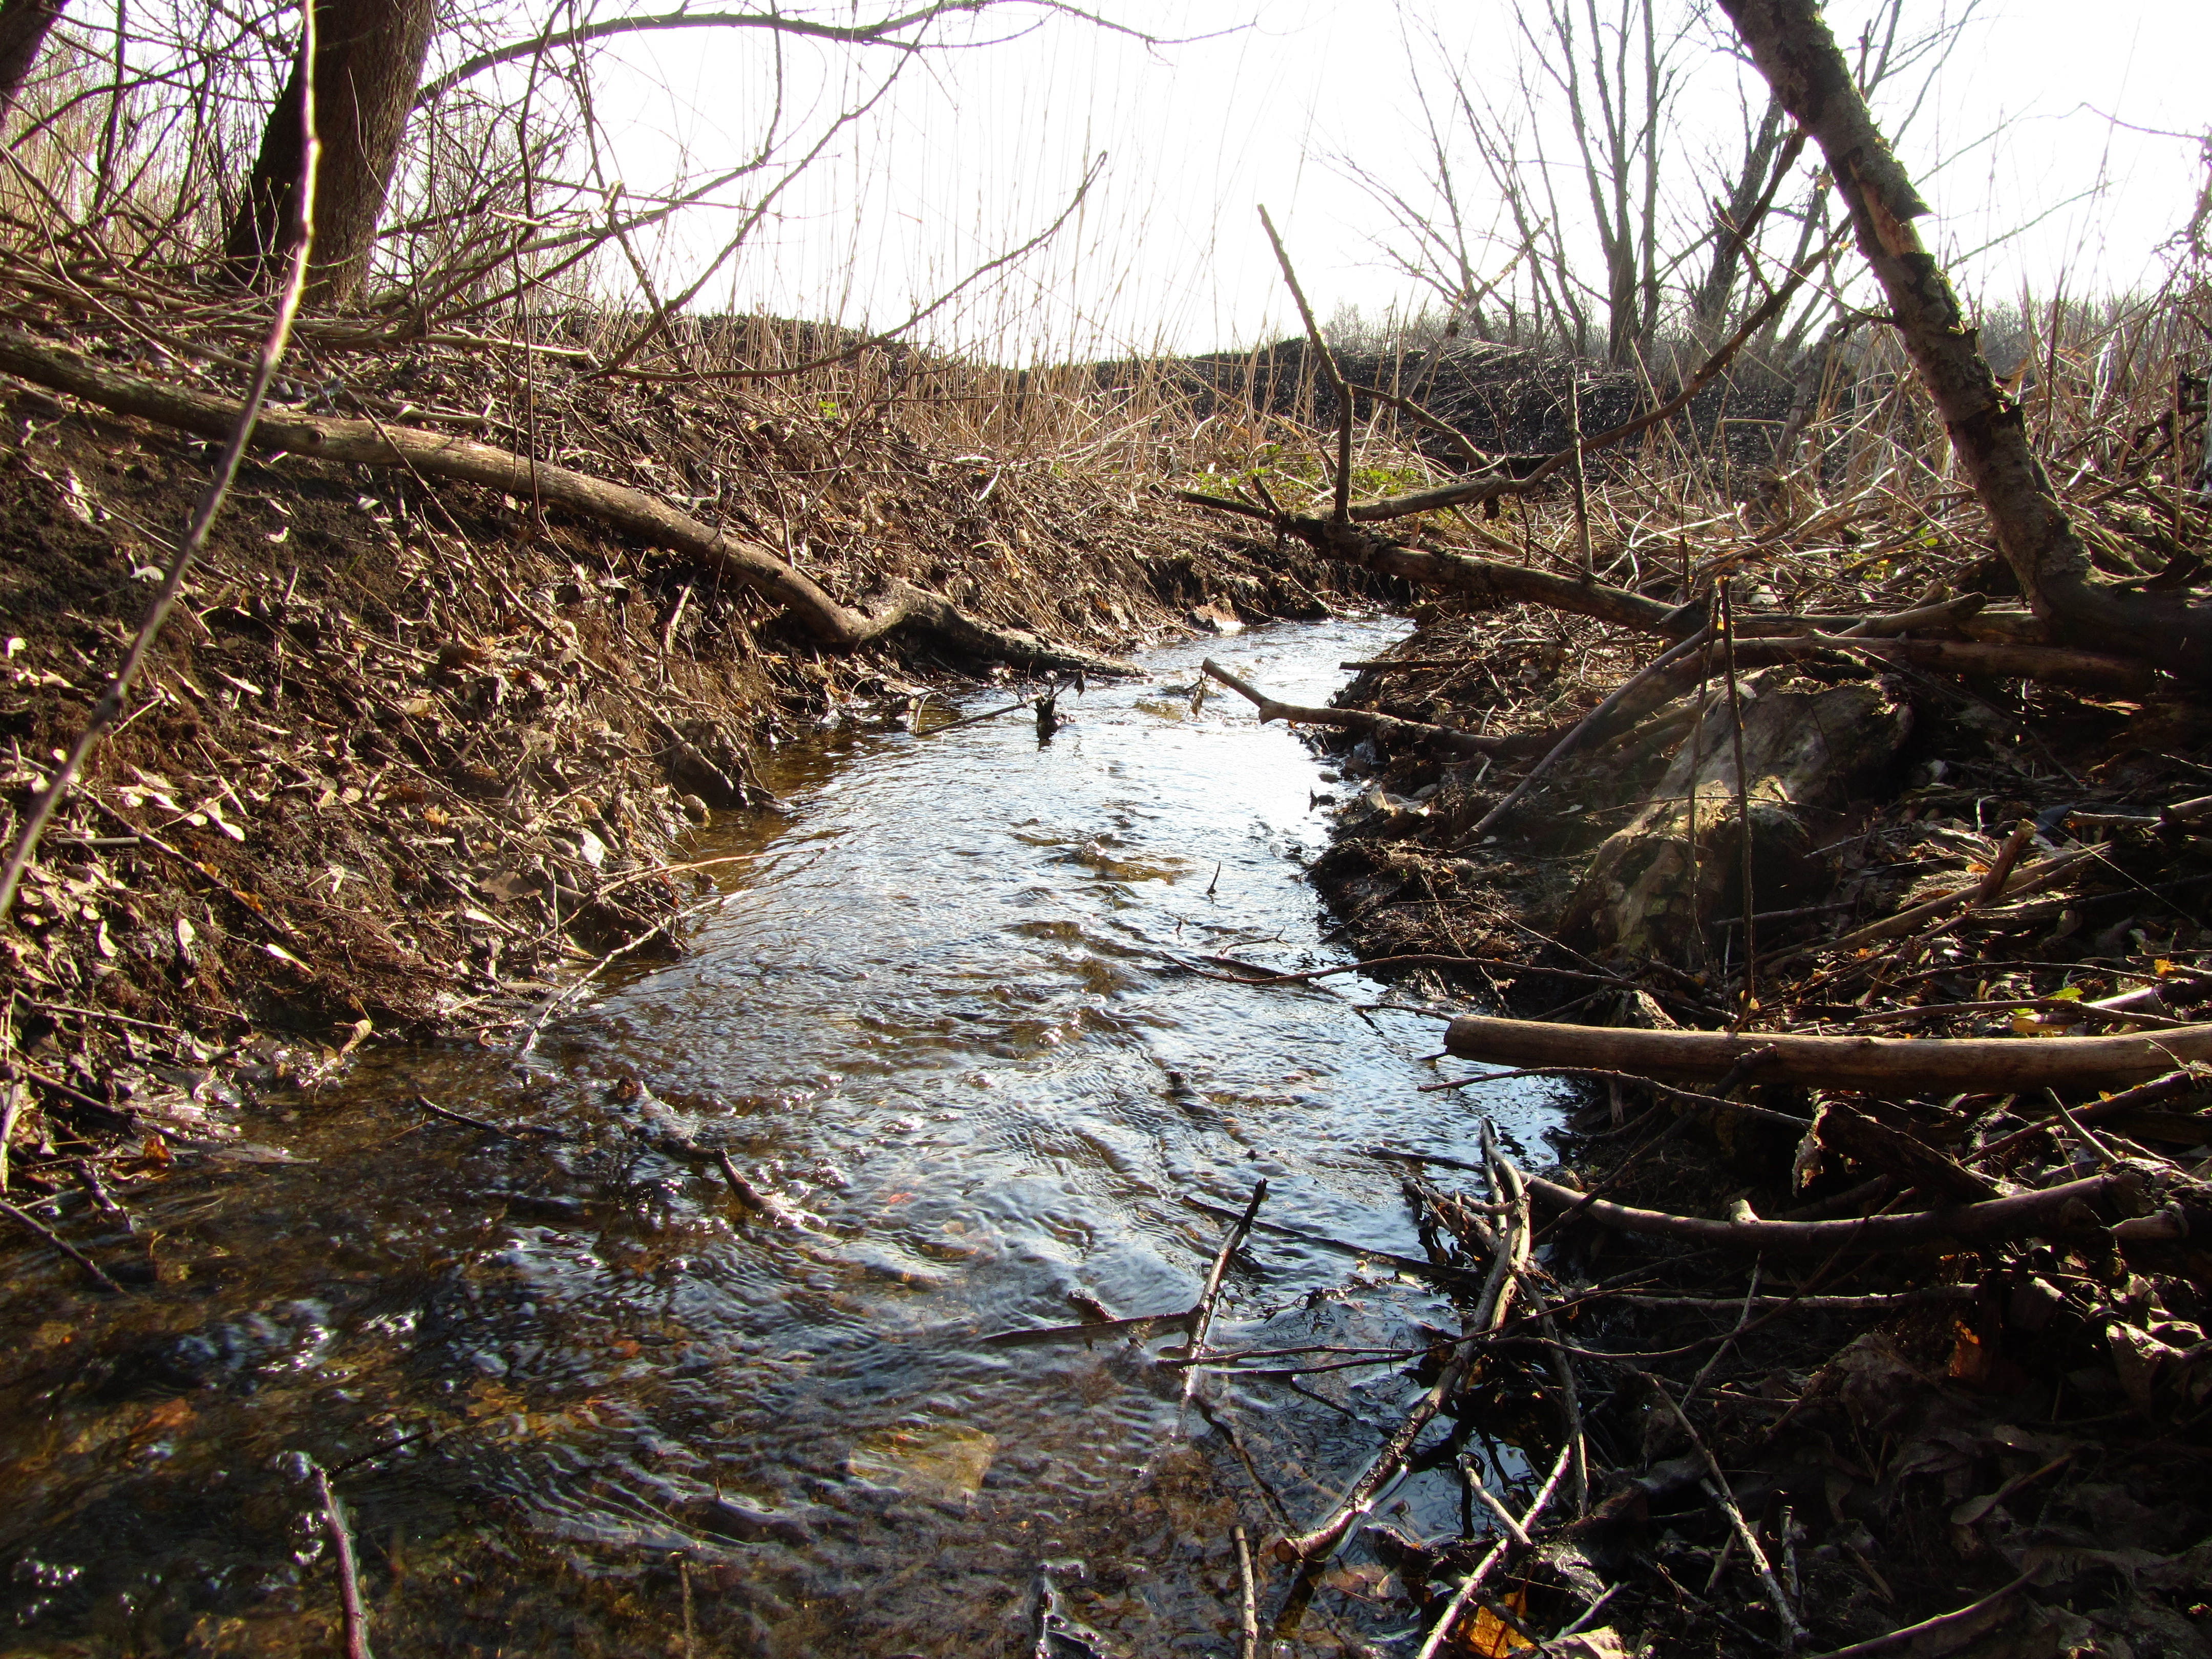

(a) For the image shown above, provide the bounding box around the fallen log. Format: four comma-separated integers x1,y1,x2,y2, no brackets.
0,327,1133,676
1518,1166,2143,1253
1442,1012,2212,1090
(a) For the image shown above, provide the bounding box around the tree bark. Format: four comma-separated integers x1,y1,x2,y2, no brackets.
225,0,437,307
0,0,66,122
1715,0,2212,685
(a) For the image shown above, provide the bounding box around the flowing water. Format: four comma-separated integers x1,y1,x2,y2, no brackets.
2,618,1566,1656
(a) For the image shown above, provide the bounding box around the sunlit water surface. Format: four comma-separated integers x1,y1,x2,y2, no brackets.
1,619,1565,1656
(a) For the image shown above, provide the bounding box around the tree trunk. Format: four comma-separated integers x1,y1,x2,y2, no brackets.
1716,0,2211,685
1689,95,1786,345
224,0,437,307
0,0,67,122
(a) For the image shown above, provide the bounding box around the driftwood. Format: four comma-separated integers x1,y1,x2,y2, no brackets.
1443,1012,2212,1089
1519,1166,2142,1253
0,328,1133,676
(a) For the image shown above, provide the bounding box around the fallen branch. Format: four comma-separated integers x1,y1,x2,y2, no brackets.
1441,1009,2209,1090
1275,1143,1530,1564
0,328,1133,676
1235,1524,1260,1659
1413,1440,1577,1659
1182,1196,1492,1288
1201,657,1504,755
1733,631,2158,694
516,892,726,1054
1518,1166,2141,1253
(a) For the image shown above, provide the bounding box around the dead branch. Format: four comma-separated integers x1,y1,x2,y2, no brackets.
1258,205,1354,524
1728,632,2158,694
1443,1009,2211,1090
1517,1166,2143,1254
1199,657,1503,755
1646,1371,1807,1647
1412,1439,1576,1659
1799,1570,2037,1659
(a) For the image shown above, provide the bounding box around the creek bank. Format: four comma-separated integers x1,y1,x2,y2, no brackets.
0,318,1388,1176
1240,582,2212,1656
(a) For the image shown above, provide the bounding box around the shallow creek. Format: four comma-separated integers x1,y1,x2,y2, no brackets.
3,618,1567,1656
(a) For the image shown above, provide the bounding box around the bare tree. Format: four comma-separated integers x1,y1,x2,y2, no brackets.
1344,0,1981,375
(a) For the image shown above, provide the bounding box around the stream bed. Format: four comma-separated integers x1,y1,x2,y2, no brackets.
3,618,1567,1656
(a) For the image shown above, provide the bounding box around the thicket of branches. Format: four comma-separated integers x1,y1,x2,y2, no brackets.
0,0,1149,358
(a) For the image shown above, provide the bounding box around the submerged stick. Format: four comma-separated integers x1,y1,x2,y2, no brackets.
314,1464,375,1659
0,1198,131,1293
1183,1179,1268,1401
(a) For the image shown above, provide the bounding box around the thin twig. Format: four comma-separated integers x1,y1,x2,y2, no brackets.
314,1463,374,1659
1643,1371,1807,1647
1,1197,131,1293
515,892,725,1054
1413,1440,1575,1659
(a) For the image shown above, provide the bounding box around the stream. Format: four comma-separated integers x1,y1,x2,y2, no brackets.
2,618,1568,1656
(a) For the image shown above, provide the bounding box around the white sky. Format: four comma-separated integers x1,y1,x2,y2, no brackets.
567,0,2211,360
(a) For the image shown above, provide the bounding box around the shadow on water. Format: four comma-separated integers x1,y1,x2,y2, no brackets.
0,618,1568,1656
